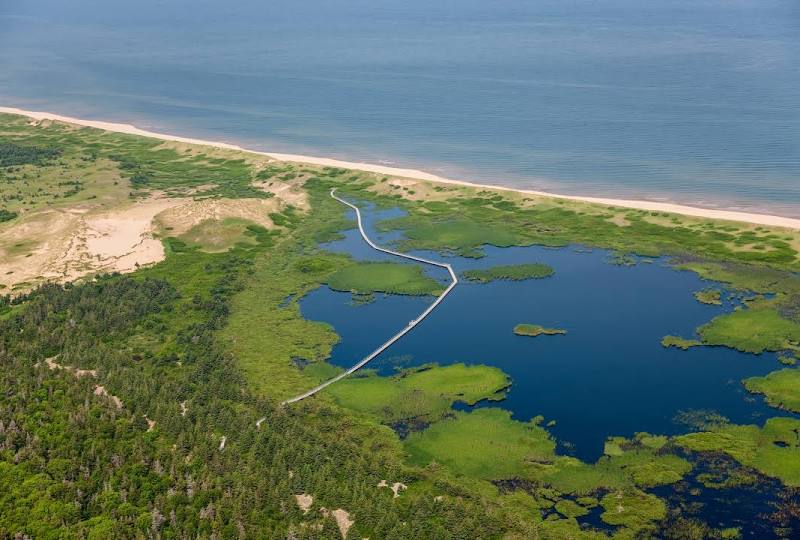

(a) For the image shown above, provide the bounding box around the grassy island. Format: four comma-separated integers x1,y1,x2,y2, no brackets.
461,262,554,283
326,261,443,295
513,323,566,337
743,368,800,413
694,288,723,305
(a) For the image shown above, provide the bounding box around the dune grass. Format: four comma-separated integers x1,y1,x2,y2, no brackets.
179,217,259,252
743,369,800,413
462,263,554,283
326,261,443,296
327,363,509,423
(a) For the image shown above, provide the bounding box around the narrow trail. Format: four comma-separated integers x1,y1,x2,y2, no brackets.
275,188,458,408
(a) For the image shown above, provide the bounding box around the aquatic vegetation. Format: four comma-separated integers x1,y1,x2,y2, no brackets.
661,335,702,350
599,489,666,531
554,498,589,518
698,306,800,354
694,288,723,305
609,252,637,266
461,263,554,283
326,261,443,296
675,417,800,486
326,363,509,423
405,408,556,479
378,217,528,257
779,355,797,366
513,324,567,337
743,369,800,413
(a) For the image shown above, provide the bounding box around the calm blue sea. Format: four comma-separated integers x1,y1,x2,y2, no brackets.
1,0,798,214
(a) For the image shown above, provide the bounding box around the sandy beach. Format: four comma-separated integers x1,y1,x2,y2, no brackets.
3,106,799,231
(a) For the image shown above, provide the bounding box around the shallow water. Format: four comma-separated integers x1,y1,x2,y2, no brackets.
303,204,789,462
1,0,799,215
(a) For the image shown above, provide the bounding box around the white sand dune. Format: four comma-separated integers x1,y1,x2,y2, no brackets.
2,106,799,230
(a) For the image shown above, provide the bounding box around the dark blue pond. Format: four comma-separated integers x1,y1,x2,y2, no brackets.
305,204,785,462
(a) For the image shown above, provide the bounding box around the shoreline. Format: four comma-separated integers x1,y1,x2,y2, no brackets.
2,105,799,231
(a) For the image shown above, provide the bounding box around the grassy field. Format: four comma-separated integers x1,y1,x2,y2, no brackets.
744,368,800,413
178,217,260,252
327,363,509,423
461,262,554,283
405,408,556,478
326,261,443,296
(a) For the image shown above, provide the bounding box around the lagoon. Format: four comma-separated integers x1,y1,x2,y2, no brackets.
303,204,787,461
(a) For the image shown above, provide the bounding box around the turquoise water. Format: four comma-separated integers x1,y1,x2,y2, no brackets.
1,0,799,214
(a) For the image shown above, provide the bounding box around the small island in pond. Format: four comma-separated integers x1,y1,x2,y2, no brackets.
462,263,554,283
694,288,722,305
513,323,566,337
661,335,701,350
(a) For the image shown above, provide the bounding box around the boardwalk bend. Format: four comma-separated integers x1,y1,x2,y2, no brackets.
274,188,459,409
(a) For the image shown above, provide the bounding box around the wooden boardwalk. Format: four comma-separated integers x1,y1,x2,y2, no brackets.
278,189,458,406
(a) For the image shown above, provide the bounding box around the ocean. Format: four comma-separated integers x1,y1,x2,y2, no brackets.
1,0,798,215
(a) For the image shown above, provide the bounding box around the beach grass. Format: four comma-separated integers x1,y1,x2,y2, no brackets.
179,217,259,252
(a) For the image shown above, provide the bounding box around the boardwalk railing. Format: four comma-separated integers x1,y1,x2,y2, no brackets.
276,189,458,407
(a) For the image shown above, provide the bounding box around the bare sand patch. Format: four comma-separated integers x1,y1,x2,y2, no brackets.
377,479,407,498
155,198,278,237
253,179,310,210
0,197,184,291
295,494,313,514
93,385,124,409
331,509,354,539
41,356,97,378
